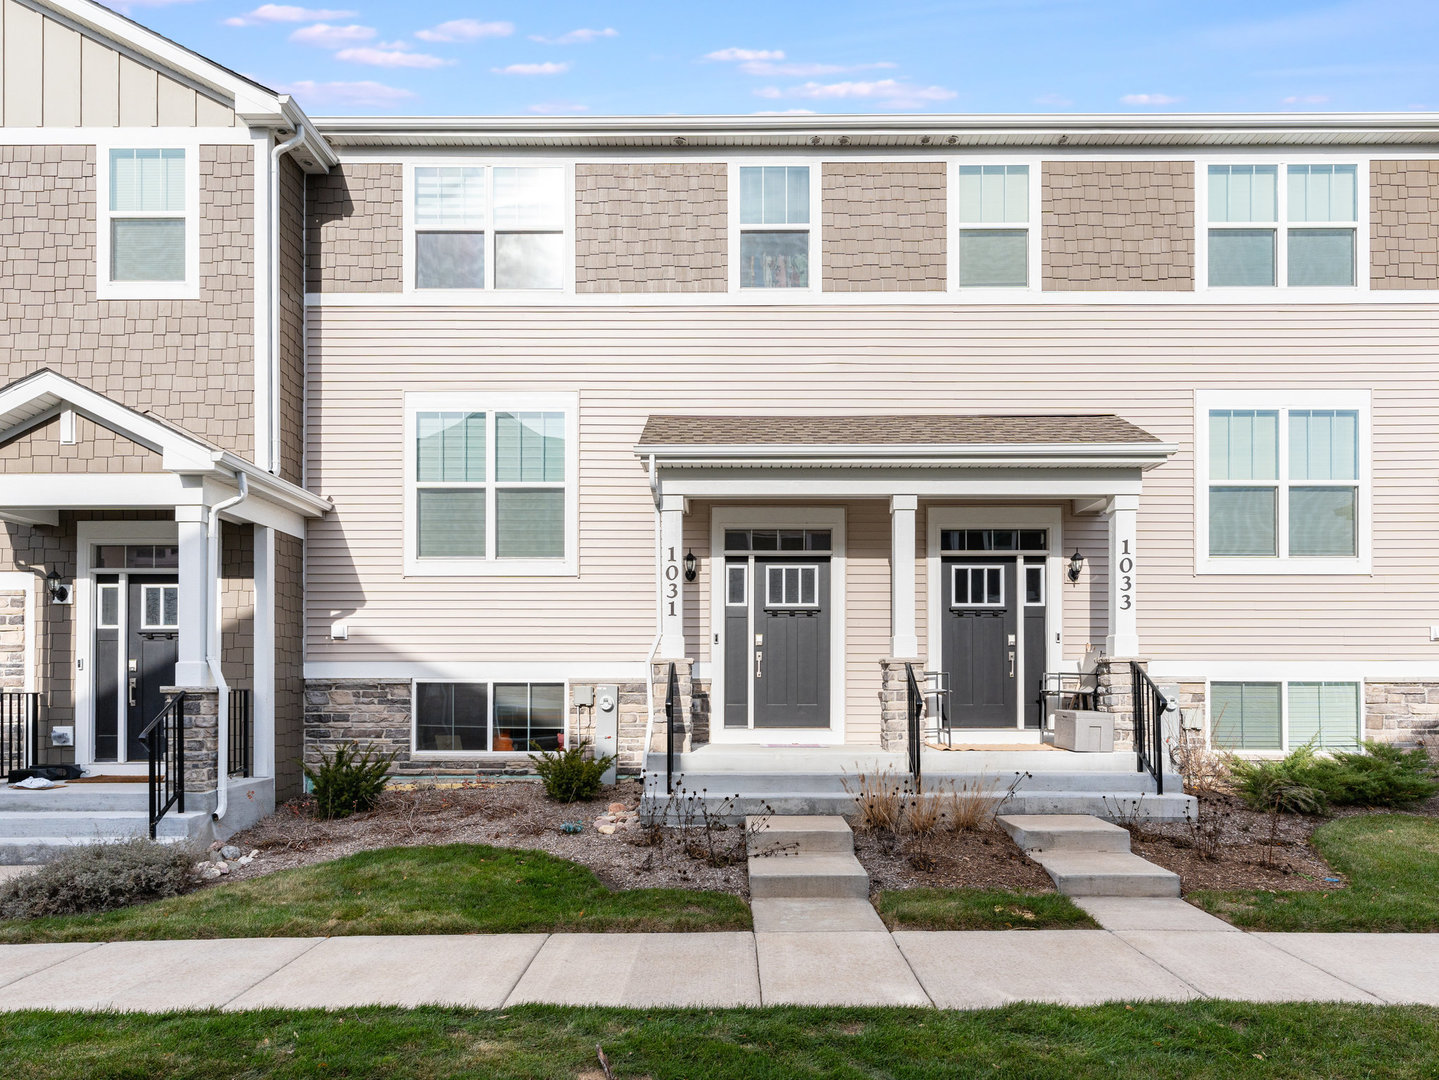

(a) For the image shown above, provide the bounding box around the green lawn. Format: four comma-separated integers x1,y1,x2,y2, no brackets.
876,887,1098,930
0,844,751,943
1192,814,1439,932
2,1003,1438,1079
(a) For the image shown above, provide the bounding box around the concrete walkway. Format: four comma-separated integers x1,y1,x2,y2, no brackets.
1,926,1437,1011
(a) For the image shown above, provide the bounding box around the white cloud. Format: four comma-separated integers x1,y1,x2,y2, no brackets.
289,23,376,48
527,101,591,113
739,60,895,77
705,47,785,62
278,79,417,106
529,27,618,45
224,4,356,26
492,61,570,76
1034,92,1074,107
336,45,453,68
1282,93,1331,105
414,19,514,43
764,79,958,109
1120,93,1181,106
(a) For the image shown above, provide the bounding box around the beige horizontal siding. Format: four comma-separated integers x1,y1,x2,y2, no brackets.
306,303,1439,680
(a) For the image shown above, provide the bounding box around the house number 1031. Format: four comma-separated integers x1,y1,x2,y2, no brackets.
1118,539,1134,611
665,546,681,616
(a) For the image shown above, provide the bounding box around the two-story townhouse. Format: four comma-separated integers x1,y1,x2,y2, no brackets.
0,0,332,852
4,0,1439,849
298,114,1439,818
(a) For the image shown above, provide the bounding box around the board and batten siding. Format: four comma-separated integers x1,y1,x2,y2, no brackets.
306,303,1439,704
0,0,240,127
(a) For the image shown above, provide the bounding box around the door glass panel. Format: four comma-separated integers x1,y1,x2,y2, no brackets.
778,530,805,551
141,584,179,630
726,564,747,606
766,564,820,607
1024,564,1044,605
1019,530,1047,551
800,567,816,605
95,545,124,569
751,529,779,551
724,530,750,552
805,530,831,551
97,584,120,628
952,565,1004,607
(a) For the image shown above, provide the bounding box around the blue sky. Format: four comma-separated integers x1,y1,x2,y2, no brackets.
113,0,1438,116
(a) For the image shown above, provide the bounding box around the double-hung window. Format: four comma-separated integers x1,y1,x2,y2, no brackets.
1198,392,1368,573
406,392,578,575
99,147,196,298
1210,680,1361,753
411,165,567,291
1206,163,1358,288
737,165,811,289
956,164,1030,288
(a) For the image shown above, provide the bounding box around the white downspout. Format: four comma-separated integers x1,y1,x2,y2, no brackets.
640,455,663,786
268,131,304,474
208,474,249,823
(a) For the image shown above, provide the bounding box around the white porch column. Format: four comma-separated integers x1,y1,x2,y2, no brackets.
890,494,919,658
174,504,212,687
253,524,276,779
1105,493,1140,657
658,493,688,658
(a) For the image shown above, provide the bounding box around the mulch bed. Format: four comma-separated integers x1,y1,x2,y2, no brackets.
854,826,1057,894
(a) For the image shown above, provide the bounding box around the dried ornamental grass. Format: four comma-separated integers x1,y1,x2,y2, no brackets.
840,766,908,832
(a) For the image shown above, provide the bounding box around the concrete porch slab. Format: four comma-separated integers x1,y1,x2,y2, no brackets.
0,938,323,1012
893,930,1198,1008
505,933,760,1008
755,931,930,1006
0,942,104,991
228,934,548,1010
1075,897,1240,932
751,897,887,933
1258,934,1439,1005
1116,931,1383,1002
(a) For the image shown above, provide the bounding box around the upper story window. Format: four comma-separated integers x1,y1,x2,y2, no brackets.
411,165,567,291
1196,391,1369,574
956,164,1030,288
738,165,810,288
404,392,577,575
98,147,197,300
1207,163,1358,288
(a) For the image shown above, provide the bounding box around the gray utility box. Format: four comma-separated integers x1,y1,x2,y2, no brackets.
1052,709,1115,753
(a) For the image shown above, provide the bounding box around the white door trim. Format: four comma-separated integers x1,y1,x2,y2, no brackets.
75,521,180,770
926,506,1064,730
709,506,847,745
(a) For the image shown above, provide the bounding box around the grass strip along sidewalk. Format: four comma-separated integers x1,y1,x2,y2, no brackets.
1192,814,1439,932
875,887,1097,930
0,845,751,943
2,1002,1438,1079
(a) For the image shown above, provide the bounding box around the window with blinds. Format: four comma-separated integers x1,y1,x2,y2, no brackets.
1210,680,1361,752
107,148,186,284
1207,163,1357,289
1210,682,1282,751
957,164,1030,288
739,165,811,288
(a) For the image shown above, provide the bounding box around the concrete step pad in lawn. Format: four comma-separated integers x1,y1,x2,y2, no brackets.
1031,850,1181,898
748,851,871,899
747,814,854,856
997,813,1133,853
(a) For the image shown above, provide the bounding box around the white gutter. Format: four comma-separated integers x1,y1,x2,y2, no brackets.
268,131,305,473
207,473,249,824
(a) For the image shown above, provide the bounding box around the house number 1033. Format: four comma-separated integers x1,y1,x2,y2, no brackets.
1118,539,1134,611
665,546,681,616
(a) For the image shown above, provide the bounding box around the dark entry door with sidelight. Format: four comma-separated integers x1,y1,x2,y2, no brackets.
94,575,179,762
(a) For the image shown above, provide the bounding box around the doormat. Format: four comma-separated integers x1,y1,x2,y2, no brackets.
924,740,1064,752
70,775,151,784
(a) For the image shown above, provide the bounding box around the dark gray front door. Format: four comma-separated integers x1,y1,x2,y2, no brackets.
94,575,179,762
752,558,830,728
942,557,1017,728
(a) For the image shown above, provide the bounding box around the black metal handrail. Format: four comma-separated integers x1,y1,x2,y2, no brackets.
140,692,185,839
1131,663,1168,795
228,688,252,778
905,663,923,792
664,662,679,795
1,691,39,778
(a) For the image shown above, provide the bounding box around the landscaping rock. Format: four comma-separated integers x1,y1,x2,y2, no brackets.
607,802,628,814
221,845,243,860
597,824,617,836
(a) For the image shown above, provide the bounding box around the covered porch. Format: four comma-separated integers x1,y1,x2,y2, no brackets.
0,370,329,841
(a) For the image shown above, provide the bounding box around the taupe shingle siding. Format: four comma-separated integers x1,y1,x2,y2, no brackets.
306,163,404,294
575,163,728,293
1370,160,1439,289
1041,160,1195,291
822,162,946,292
0,414,164,472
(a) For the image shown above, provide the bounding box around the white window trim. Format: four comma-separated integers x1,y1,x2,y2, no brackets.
950,563,1006,609
727,160,823,294
764,563,821,609
1024,562,1046,607
403,391,579,577
96,582,121,629
95,138,201,301
725,563,747,607
1194,389,1371,575
401,159,576,297
410,677,571,758
1205,676,1365,757
139,583,179,630
1197,156,1368,295
947,158,1042,293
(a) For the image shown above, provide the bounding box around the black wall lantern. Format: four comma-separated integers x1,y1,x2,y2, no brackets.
46,569,72,605
1067,549,1085,583
683,549,698,582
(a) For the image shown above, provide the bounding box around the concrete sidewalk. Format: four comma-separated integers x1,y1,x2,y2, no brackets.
1,926,1437,1011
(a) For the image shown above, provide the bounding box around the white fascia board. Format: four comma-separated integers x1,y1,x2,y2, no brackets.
2,474,185,507
637,442,1177,471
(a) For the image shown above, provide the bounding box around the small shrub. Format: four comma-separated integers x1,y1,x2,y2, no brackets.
303,741,397,819
1230,748,1330,814
531,740,614,803
0,838,197,920
1230,741,1439,814
1171,731,1233,796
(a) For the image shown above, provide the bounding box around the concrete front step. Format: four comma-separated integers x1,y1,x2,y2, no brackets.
747,814,854,856
0,830,198,865
655,766,1184,796
0,810,210,841
748,852,871,899
1031,850,1182,898
644,790,1196,823
997,814,1134,853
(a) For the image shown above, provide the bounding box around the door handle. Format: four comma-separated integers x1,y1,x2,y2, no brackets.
1008,650,1016,678
755,649,763,680
128,677,138,707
